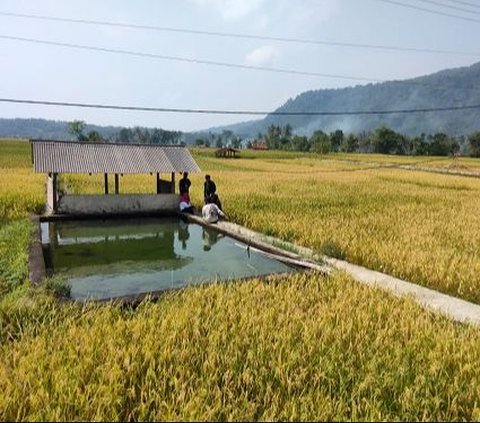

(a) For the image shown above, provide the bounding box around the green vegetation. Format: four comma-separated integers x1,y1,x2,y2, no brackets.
248,125,480,157
0,219,33,295
4,139,480,421
3,274,480,421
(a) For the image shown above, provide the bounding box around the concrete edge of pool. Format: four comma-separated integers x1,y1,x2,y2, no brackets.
184,213,480,329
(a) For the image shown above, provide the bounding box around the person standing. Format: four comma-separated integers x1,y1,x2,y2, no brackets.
179,172,191,195
203,174,217,204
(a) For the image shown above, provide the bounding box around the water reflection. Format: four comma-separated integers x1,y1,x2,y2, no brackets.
178,219,190,250
43,218,186,274
42,217,294,301
202,228,224,251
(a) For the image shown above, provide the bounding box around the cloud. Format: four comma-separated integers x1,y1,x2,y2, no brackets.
190,0,266,21
245,46,278,67
190,0,339,27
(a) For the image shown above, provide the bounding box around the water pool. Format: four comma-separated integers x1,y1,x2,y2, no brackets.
41,217,295,301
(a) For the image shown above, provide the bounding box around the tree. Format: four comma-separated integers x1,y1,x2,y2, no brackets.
222,130,233,145
292,135,310,152
195,138,205,146
232,137,241,149
86,130,102,142
68,120,87,141
310,130,330,154
342,134,359,152
215,135,223,148
358,131,373,153
265,125,281,149
372,125,410,155
468,132,480,157
329,129,344,152
150,129,163,144
429,133,453,156
279,124,293,150
118,128,133,143
411,134,429,156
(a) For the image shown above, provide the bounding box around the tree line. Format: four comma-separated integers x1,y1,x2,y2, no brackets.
254,124,480,157
194,130,242,149
66,119,480,158
68,120,183,145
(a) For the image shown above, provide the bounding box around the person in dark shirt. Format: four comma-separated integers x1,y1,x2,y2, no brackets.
203,174,217,204
179,172,191,195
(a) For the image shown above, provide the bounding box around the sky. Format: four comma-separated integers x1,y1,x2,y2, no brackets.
0,0,479,132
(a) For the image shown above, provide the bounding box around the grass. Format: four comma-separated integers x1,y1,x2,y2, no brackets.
0,219,33,295
3,140,480,420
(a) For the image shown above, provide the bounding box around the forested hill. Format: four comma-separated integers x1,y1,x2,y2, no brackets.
0,118,186,144
0,118,121,140
221,61,480,137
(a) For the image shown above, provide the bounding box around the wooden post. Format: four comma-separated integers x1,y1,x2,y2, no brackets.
156,173,160,194
171,172,175,193
104,173,109,194
114,174,119,194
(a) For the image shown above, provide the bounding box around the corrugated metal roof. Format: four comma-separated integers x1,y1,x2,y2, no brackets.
31,140,201,174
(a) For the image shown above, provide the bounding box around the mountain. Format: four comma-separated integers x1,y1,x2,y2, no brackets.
2,62,479,141
214,61,480,137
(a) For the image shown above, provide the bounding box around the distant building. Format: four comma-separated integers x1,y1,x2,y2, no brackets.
250,140,268,150
215,147,239,158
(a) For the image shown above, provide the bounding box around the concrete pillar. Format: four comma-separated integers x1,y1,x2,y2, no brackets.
47,172,58,213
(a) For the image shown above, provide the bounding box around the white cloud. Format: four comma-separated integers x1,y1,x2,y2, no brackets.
189,0,341,34
245,45,278,67
190,0,266,21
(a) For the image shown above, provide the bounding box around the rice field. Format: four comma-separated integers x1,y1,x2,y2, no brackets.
3,273,480,422
3,139,480,421
190,149,480,304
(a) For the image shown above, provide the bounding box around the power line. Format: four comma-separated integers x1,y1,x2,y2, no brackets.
415,0,480,15
0,34,385,82
376,0,480,22
1,33,478,92
443,0,480,10
1,98,479,116
0,11,478,56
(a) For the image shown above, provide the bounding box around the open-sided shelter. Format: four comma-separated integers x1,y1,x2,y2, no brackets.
31,140,201,215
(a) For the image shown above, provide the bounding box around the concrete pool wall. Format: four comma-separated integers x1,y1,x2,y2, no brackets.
54,194,179,215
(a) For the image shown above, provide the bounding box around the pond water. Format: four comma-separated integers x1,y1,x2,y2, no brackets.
41,217,295,301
